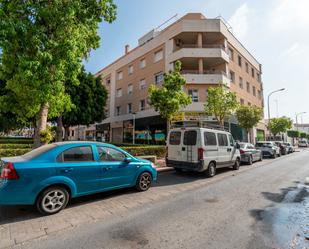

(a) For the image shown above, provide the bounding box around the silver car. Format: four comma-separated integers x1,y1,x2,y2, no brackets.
239,143,262,165
255,141,281,159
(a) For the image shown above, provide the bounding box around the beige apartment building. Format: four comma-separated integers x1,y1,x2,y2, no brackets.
92,13,264,143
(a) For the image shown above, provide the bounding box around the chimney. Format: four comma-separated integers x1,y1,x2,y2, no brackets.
125,44,130,55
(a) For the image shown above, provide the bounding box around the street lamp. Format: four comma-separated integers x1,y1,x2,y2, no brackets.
267,88,285,122
295,112,306,131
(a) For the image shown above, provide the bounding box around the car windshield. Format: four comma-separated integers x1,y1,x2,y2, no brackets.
256,143,272,147
239,144,246,148
22,144,57,159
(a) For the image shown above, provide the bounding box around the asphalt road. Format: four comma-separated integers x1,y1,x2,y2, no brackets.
14,150,309,249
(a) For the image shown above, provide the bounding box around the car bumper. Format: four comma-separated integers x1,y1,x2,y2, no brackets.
0,180,36,205
262,151,274,157
240,154,251,162
166,159,204,172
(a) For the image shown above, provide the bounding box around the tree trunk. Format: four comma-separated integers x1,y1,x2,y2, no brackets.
33,103,49,148
64,126,70,141
56,116,63,142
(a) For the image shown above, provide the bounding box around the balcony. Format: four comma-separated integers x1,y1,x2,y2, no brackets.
168,45,229,64
181,70,231,87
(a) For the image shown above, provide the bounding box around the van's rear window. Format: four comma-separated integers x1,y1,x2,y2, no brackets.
183,130,197,146
169,131,181,145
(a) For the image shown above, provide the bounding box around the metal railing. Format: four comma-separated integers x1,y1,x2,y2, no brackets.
181,69,227,76
171,120,229,131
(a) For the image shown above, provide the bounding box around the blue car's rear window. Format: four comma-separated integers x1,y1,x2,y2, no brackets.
22,144,57,159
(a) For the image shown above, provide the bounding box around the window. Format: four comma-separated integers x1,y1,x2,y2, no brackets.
140,99,145,111
240,98,244,105
239,77,243,89
228,48,234,61
218,133,228,146
105,78,111,85
238,56,242,67
140,58,146,68
116,106,121,116
258,90,262,99
169,131,181,145
154,50,163,62
98,147,126,162
257,73,261,82
127,84,133,95
139,79,146,90
116,88,122,97
183,130,197,146
229,70,235,83
228,134,235,147
251,68,255,78
188,89,199,102
71,130,75,137
245,62,249,73
117,71,123,80
252,86,256,96
155,72,164,84
127,103,132,114
58,146,94,162
248,102,252,106
246,82,250,93
128,65,134,75
204,132,217,146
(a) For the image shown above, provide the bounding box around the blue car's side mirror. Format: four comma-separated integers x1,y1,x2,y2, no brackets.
124,157,133,163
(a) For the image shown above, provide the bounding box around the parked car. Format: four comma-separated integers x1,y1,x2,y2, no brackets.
239,143,262,165
0,142,157,215
274,141,288,155
166,127,241,177
283,142,295,153
255,141,281,158
298,140,308,147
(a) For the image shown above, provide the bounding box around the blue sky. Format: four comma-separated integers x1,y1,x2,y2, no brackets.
84,0,309,123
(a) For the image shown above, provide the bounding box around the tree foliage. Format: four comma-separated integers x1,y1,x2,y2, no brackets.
204,86,238,126
62,68,108,128
0,0,116,146
148,61,191,121
236,105,263,131
287,130,300,138
300,132,307,139
268,117,292,136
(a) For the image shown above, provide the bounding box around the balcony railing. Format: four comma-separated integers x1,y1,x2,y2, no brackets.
175,44,226,51
181,69,227,76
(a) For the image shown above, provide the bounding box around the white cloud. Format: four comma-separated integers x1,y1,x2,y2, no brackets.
228,3,250,42
271,0,309,30
281,42,301,57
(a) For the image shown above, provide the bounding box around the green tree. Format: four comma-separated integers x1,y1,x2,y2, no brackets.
0,1,116,147
57,68,108,141
268,117,293,137
236,105,263,142
300,132,307,139
287,130,300,138
204,86,238,126
148,61,191,131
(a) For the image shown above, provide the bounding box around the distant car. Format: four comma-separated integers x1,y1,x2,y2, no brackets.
274,141,288,155
298,140,308,148
255,141,280,158
283,142,294,153
0,142,157,215
239,143,262,165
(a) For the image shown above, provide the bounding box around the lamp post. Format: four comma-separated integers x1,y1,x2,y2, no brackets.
295,112,306,131
267,88,285,122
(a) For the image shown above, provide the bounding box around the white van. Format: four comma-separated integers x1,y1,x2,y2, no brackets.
166,127,241,177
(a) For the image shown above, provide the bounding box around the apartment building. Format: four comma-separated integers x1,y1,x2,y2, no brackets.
94,13,264,143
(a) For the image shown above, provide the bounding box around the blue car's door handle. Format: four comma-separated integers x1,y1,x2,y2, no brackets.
60,168,73,173
103,166,112,171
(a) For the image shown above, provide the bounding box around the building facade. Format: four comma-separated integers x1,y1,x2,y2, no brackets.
93,13,264,143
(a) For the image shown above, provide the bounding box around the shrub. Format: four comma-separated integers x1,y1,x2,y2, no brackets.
121,146,166,158
0,144,32,149
0,148,31,157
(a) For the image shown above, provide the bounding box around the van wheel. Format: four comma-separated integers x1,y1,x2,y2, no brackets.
36,186,69,215
136,172,152,192
206,162,216,177
233,158,240,170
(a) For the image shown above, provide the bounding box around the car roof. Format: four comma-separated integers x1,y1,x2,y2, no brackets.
52,141,115,147
170,127,231,134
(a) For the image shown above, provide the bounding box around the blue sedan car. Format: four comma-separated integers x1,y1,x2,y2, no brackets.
0,142,157,215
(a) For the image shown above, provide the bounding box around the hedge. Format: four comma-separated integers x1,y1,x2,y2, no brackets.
0,139,33,144
0,144,32,149
0,146,166,158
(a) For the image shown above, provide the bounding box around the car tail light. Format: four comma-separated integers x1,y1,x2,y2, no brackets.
198,148,204,160
240,149,245,155
0,162,19,180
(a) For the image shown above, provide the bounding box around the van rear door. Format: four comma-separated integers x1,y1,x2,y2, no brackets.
167,130,182,161
182,130,198,163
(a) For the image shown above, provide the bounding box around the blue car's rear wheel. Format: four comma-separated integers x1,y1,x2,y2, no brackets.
136,172,152,191
36,186,69,215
